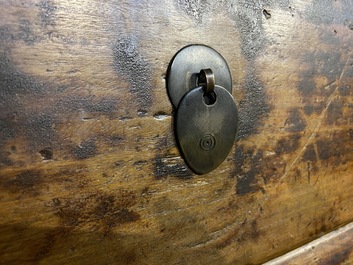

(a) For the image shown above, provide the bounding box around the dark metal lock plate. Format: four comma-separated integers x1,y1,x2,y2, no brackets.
167,45,232,108
167,44,238,174
176,85,238,174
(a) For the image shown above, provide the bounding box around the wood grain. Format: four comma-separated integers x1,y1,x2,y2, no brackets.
265,221,353,265
1,0,353,264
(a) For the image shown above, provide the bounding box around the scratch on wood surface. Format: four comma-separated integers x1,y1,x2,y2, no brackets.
313,169,323,187
262,56,350,193
275,56,349,183
307,162,311,184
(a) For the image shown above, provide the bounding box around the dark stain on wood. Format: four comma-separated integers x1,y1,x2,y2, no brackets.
0,167,89,197
326,99,344,125
338,85,351,97
154,155,193,180
316,130,353,163
18,19,39,45
318,245,353,265
24,113,58,148
297,76,316,98
298,129,353,182
0,53,60,163
285,108,307,133
0,20,40,45
71,140,97,160
298,48,343,116
0,152,13,166
232,3,271,138
1,170,42,196
0,25,13,44
31,227,68,262
175,0,212,23
304,1,335,24
303,104,325,116
57,96,119,117
54,191,140,233
0,146,16,167
113,36,152,112
0,51,124,165
236,70,271,139
233,140,290,195
234,11,266,61
0,223,142,264
308,207,340,238
93,195,140,227
108,135,125,146
0,53,45,104
0,224,66,264
153,135,193,179
250,220,261,240
0,116,15,149
304,1,353,26
302,144,317,162
37,0,57,27
154,134,175,151
298,49,341,93
234,146,263,195
0,57,119,125
275,134,301,155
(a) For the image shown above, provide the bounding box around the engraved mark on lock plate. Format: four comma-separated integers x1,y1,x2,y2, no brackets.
200,134,216,151
176,85,238,174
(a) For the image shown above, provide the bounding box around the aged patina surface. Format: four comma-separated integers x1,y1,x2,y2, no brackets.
1,1,353,264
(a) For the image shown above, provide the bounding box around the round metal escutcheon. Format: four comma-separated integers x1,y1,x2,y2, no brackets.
167,45,232,108
176,85,238,174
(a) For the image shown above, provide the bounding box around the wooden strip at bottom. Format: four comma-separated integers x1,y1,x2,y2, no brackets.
264,222,353,265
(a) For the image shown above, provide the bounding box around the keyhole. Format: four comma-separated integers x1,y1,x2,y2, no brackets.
203,91,217,105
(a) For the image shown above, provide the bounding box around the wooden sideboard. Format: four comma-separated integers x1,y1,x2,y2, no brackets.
1,1,353,264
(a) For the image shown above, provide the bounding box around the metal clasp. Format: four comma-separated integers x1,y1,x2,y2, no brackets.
166,45,239,174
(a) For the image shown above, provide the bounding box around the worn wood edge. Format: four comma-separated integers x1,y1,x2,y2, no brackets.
264,221,353,265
